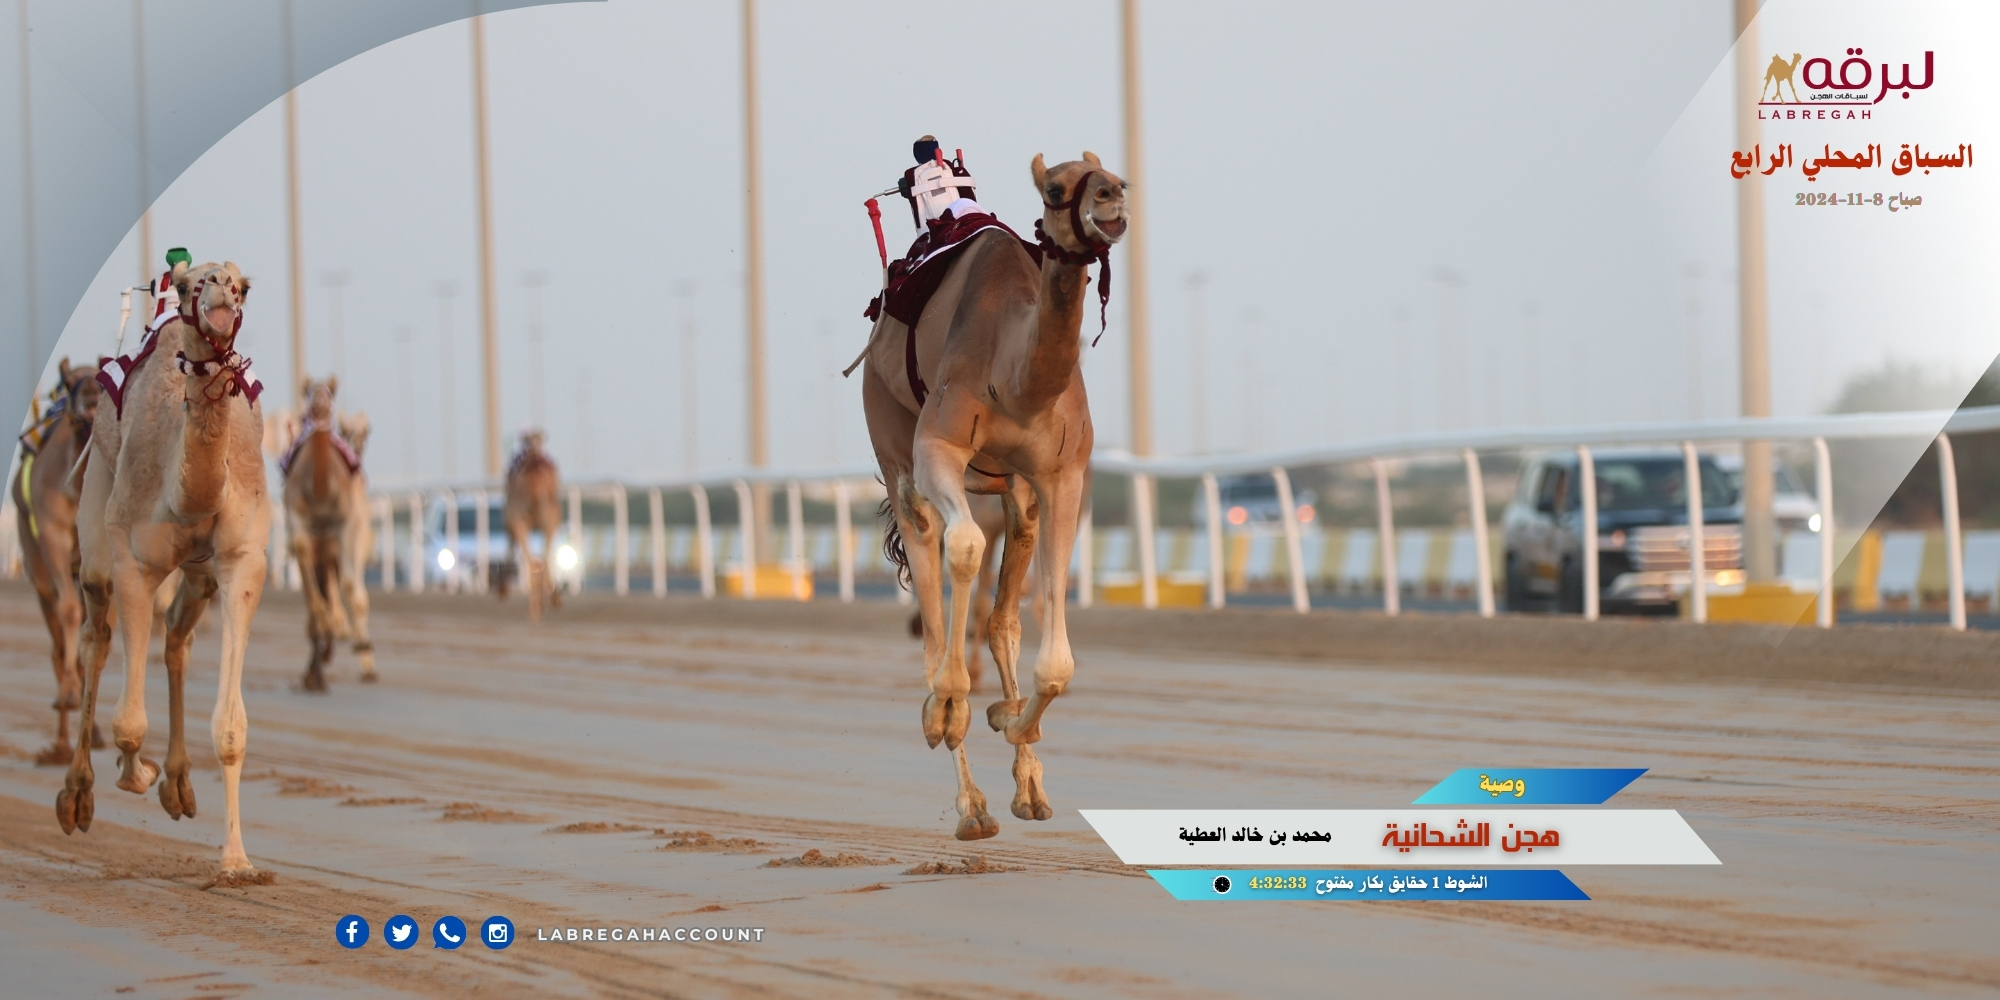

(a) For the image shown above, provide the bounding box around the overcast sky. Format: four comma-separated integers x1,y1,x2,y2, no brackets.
31,0,2000,489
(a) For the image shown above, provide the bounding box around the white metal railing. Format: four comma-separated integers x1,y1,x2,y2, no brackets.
341,405,2000,632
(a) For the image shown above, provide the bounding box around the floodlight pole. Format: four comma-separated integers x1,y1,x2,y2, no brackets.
741,0,774,561
284,0,306,404
1735,0,1775,583
17,0,38,401
471,10,503,481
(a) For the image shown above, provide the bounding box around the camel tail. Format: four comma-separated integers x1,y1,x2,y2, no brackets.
877,495,912,592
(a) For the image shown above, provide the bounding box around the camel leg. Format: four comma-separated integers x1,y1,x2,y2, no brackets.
342,531,376,681
212,548,266,873
27,545,78,764
109,556,164,795
293,531,330,692
996,468,1084,748
909,443,986,754
56,579,117,832
159,570,216,820
896,478,953,748
545,516,564,611
983,477,1052,821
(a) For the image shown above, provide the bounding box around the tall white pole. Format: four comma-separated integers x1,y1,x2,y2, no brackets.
470,11,502,481
16,0,38,399
283,0,305,405
649,487,666,598
835,479,854,603
1121,0,1151,459
1735,0,1775,583
740,0,773,562
1134,473,1158,609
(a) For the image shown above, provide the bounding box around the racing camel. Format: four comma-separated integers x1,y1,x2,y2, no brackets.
58,260,273,882
280,376,375,692
500,429,563,621
12,359,104,764
862,152,1126,839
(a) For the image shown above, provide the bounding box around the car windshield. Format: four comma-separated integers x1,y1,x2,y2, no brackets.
432,505,508,534
1593,458,1738,511
1220,478,1277,502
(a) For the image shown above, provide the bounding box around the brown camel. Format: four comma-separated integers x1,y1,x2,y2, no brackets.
1763,52,1803,102
59,260,272,880
13,359,105,764
500,429,563,621
863,152,1126,840
281,377,375,692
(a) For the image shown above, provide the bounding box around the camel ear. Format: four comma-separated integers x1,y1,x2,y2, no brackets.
1030,154,1050,198
1082,150,1102,167
300,378,315,399
325,375,338,399
58,357,72,381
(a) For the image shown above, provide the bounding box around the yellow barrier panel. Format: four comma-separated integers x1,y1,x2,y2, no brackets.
1699,582,1817,625
723,564,813,601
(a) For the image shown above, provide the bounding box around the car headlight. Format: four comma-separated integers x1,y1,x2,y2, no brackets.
555,545,579,570
437,549,456,571
1807,513,1822,533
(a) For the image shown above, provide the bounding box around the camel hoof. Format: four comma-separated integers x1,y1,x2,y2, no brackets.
160,768,196,820
986,699,1025,732
359,670,379,684
117,755,160,794
34,741,74,767
921,694,947,749
57,778,93,834
943,695,970,750
955,812,1001,842
299,669,329,694
90,725,106,750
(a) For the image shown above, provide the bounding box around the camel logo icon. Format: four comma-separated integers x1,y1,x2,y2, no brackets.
1763,53,1803,103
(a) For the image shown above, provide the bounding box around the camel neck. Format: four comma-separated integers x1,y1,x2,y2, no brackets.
170,321,239,521
1013,254,1089,411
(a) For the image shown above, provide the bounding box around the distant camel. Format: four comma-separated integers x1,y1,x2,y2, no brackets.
500,430,563,621
280,377,375,692
1763,53,1803,103
13,359,104,764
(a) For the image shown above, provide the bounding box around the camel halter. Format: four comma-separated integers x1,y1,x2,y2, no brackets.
1034,169,1115,345
171,277,259,403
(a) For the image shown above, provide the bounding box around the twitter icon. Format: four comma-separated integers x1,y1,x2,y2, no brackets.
432,915,467,950
384,914,419,951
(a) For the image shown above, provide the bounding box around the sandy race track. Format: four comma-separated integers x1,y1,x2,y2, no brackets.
0,579,1997,998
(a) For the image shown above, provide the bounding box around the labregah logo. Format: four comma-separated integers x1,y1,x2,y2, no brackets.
1760,48,1933,105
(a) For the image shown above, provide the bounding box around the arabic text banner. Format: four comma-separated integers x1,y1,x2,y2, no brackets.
1080,810,1720,866
1148,869,1590,901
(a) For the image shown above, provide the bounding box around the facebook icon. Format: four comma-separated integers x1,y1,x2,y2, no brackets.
335,914,370,950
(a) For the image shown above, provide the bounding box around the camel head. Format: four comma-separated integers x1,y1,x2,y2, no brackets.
1031,152,1128,256
301,376,337,422
56,357,102,424
176,261,251,348
518,428,547,455
338,411,371,460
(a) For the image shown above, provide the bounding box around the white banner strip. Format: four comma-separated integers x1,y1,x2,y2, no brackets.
1080,810,1720,866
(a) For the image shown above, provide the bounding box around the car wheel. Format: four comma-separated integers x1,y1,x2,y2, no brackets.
1558,558,1584,614
1503,553,1533,613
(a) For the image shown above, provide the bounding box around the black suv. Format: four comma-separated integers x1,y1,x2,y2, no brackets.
1502,449,1743,614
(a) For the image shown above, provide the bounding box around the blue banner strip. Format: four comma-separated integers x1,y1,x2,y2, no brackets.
1148,869,1588,901
1411,768,1646,805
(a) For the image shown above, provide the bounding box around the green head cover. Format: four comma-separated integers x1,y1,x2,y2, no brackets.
165,247,191,268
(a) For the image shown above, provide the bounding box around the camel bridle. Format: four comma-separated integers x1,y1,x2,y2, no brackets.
172,276,257,402
1033,169,1118,344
